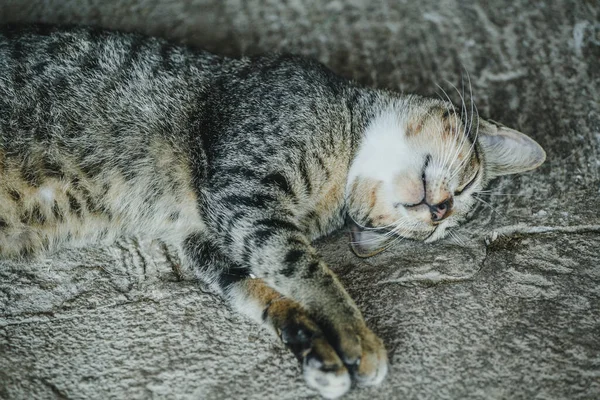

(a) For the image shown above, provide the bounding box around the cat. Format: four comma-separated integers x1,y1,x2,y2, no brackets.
0,25,545,399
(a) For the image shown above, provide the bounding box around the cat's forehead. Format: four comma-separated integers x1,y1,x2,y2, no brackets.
407,98,461,122
403,99,470,141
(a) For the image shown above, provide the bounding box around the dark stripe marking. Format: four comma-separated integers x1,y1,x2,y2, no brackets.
261,171,296,198
255,218,300,233
307,261,320,276
8,189,21,202
253,229,277,247
53,202,64,222
298,158,312,195
31,204,46,225
314,154,330,179
216,266,251,291
281,249,305,277
221,193,276,209
67,192,83,218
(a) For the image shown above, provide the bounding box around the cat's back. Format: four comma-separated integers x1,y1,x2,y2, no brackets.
0,25,354,259
0,25,224,146
0,24,222,92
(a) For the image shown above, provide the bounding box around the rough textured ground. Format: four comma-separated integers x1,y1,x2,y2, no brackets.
1,1,599,399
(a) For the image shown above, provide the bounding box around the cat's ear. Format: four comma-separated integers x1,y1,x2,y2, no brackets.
477,119,546,177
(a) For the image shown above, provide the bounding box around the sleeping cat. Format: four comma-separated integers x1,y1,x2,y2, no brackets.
0,25,545,398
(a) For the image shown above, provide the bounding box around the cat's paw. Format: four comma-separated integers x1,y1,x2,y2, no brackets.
330,323,389,388
302,336,351,399
266,297,386,397
352,326,388,387
269,299,351,398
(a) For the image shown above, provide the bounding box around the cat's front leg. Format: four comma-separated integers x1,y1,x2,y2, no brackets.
202,205,389,392
183,233,351,397
228,278,353,399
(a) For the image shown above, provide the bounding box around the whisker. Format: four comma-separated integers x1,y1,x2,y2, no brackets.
447,73,481,183
473,196,501,215
435,84,463,169
464,68,475,140
382,223,420,249
346,213,378,231
476,192,534,197
346,212,407,232
437,83,470,178
446,81,470,145
346,219,416,246
449,230,468,247
446,81,476,170
447,97,480,183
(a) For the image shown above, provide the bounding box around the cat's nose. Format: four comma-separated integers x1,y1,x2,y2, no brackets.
429,198,452,222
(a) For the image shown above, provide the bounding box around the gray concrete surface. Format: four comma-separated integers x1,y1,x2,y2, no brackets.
1,1,599,399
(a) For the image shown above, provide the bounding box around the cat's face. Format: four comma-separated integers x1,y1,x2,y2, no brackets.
346,96,546,257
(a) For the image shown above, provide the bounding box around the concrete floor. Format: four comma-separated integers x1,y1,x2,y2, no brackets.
1,1,599,399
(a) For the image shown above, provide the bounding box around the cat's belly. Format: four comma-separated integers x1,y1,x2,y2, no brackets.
0,167,205,258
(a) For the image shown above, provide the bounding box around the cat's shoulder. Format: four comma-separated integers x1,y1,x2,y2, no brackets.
224,52,349,100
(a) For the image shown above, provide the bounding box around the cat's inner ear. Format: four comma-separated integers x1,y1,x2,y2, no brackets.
477,119,546,177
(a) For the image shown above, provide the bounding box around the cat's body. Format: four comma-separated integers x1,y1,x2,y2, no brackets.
0,25,546,398
0,26,355,255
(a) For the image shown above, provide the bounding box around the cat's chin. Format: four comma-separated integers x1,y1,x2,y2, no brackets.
423,221,454,243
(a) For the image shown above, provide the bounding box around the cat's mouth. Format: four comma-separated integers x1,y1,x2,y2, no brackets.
348,221,437,258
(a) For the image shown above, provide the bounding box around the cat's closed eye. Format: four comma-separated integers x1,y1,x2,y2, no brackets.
454,168,480,196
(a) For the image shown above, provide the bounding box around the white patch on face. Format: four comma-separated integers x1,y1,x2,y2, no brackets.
347,105,422,192
345,98,490,252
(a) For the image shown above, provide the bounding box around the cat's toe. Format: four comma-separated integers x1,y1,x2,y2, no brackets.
303,336,351,399
352,327,388,387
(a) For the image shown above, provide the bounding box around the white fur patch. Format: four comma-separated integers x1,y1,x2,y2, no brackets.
227,284,266,325
347,106,420,191
345,100,482,241
37,187,55,203
303,357,351,399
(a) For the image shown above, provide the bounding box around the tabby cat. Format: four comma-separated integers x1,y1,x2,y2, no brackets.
0,25,545,398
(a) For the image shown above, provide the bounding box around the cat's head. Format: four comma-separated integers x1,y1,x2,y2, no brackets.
346,95,546,257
